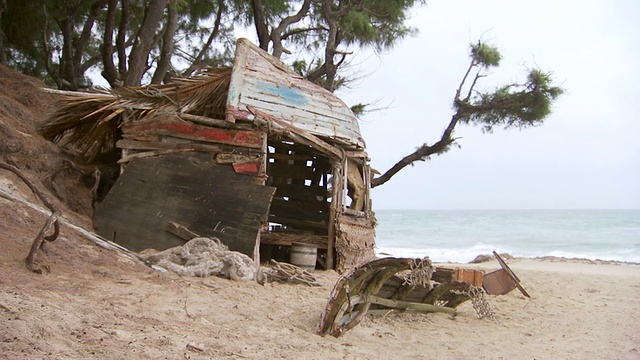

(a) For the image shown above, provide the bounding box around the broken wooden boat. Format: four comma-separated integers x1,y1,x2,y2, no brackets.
40,38,376,272
316,257,493,337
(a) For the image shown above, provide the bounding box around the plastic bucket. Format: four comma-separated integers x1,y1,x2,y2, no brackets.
290,242,317,272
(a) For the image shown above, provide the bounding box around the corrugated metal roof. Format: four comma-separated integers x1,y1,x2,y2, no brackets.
226,38,365,149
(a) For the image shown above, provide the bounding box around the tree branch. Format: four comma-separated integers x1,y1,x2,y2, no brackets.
271,0,311,58
0,162,61,273
182,0,225,77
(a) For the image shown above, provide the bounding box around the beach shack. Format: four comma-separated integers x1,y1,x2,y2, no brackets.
41,38,376,272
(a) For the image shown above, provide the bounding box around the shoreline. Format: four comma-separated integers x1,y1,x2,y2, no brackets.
377,250,640,266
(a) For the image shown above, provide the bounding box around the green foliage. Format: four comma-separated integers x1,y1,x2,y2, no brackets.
2,1,50,79
339,0,420,51
457,43,564,132
0,0,424,89
470,41,501,67
350,103,366,117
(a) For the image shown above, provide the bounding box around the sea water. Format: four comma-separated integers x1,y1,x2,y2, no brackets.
373,209,640,263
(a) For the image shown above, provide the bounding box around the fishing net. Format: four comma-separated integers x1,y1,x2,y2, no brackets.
143,237,256,280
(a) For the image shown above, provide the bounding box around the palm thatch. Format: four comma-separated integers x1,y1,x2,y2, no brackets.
39,67,232,163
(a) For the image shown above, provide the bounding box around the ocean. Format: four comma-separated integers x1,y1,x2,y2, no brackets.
373,209,640,264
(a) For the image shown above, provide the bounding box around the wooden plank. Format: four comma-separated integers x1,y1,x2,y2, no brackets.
117,139,223,153
256,110,344,160
216,153,262,164
123,115,264,149
178,113,253,130
233,161,261,175
94,152,276,255
259,232,328,249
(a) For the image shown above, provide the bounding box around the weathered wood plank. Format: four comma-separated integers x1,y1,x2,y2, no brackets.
259,232,328,249
123,115,264,149
117,139,223,153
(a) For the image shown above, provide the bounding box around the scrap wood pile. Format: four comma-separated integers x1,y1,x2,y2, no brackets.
316,257,494,337
258,259,321,286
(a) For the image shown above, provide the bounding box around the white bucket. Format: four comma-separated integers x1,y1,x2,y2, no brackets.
290,242,317,272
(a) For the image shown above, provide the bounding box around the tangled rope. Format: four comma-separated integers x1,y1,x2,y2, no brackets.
403,257,434,287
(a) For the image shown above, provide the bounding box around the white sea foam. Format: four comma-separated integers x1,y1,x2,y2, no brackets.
373,209,640,263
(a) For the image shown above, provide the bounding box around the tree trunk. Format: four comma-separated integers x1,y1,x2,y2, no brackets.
371,112,462,188
102,0,119,85
270,0,311,59
126,0,168,86
322,1,341,92
117,0,130,80
58,17,77,90
183,0,224,77
0,0,7,64
151,0,178,84
251,0,270,51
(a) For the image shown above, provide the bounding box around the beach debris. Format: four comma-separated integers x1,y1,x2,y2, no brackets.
444,268,485,287
483,251,530,297
186,342,205,352
317,257,489,337
257,259,320,286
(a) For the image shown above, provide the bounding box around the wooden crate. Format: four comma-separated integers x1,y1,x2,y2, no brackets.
482,268,517,295
447,268,484,287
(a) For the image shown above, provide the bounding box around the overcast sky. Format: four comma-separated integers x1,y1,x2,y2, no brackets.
335,0,640,210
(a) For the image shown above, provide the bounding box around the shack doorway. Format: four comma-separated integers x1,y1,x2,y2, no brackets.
259,139,332,268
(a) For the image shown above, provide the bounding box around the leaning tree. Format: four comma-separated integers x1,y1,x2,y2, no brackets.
371,41,564,188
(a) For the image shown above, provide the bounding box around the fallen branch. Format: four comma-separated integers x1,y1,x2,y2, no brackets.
0,161,61,272
0,180,163,272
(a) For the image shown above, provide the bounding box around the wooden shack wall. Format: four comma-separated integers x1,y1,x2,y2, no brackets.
94,152,275,254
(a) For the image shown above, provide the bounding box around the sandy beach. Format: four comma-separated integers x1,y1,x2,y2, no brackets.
1,189,639,360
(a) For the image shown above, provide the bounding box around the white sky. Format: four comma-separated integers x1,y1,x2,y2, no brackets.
336,0,640,210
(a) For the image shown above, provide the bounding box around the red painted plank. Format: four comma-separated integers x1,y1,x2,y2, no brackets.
125,117,263,149
233,161,262,175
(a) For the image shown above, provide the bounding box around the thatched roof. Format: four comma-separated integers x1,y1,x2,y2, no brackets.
39,67,232,163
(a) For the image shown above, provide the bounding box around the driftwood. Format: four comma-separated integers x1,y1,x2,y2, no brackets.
257,259,320,286
0,178,162,271
0,162,61,273
118,149,193,164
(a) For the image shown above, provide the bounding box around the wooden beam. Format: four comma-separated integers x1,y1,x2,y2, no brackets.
368,295,456,314
166,221,200,241
249,107,344,160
